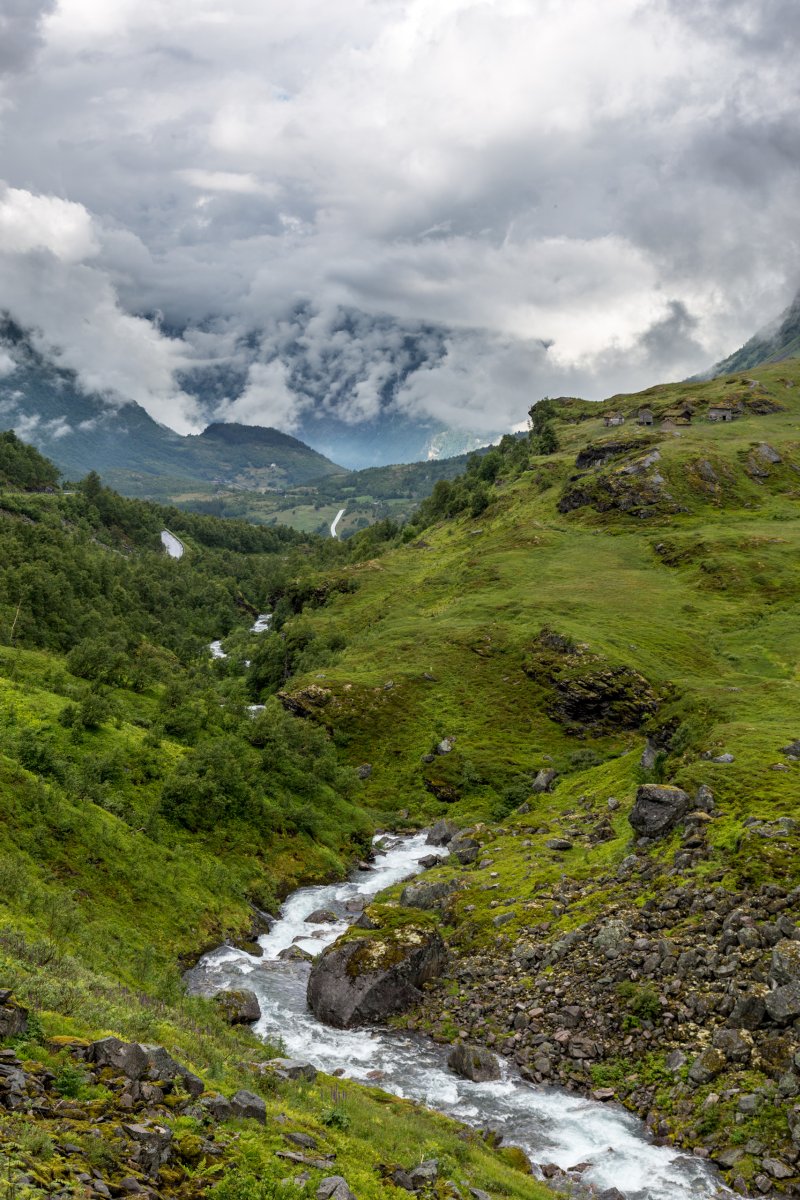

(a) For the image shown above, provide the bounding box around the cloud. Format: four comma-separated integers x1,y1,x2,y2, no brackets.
0,0,56,75
0,0,796,443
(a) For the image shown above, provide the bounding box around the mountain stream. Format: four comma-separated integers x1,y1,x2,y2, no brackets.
187,834,734,1200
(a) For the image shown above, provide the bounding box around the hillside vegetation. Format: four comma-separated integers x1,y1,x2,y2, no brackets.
268,358,800,1195
0,444,550,1200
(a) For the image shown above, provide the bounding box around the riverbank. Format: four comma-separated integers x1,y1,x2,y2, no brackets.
187,833,733,1200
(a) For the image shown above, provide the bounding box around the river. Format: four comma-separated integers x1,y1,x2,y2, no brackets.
186,834,732,1200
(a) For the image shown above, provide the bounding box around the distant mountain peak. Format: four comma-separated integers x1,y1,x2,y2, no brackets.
708,289,800,377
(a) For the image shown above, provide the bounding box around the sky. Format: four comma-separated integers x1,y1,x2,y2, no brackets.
0,0,798,441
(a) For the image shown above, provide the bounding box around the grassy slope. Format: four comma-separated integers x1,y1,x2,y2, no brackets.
0,621,548,1196
284,361,800,842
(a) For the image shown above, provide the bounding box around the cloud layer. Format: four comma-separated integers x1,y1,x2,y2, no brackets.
0,0,797,439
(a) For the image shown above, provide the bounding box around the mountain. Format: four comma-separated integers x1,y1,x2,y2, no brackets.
176,304,503,468
267,355,800,1186
708,288,800,376
0,316,343,493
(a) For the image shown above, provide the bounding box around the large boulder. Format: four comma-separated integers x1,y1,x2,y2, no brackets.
307,925,447,1028
400,879,460,911
214,989,262,1025
628,784,691,838
426,819,459,846
448,1044,501,1082
88,1036,148,1081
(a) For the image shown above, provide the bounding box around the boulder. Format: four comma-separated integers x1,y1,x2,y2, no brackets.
771,940,800,986
317,1177,356,1200
729,991,767,1030
267,1058,318,1082
400,879,460,911
712,1028,752,1064
230,1089,266,1123
306,909,339,924
766,983,800,1025
357,763,372,779
123,1122,173,1179
688,1047,726,1086
214,989,262,1025
278,945,313,962
628,784,691,838
307,926,447,1028
426,819,459,847
0,994,27,1041
449,832,481,864
447,1044,501,1082
88,1037,148,1081
201,1093,233,1122
140,1045,205,1097
408,1161,439,1188
532,768,558,793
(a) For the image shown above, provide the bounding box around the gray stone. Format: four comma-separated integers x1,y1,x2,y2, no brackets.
401,879,460,911
317,1177,356,1200
230,1089,266,1122
695,784,715,812
139,1045,205,1097
278,945,313,962
305,909,339,924
123,1123,173,1178
712,1028,752,1064
447,1044,501,1082
267,1058,318,1082
307,926,447,1028
771,939,800,986
437,738,455,755
408,1161,439,1188
762,1158,794,1180
545,838,572,851
450,835,480,865
88,1037,148,1082
356,764,372,779
426,819,459,847
629,784,691,838
729,991,767,1030
200,1093,233,1122
712,753,735,763
532,768,558,794
665,1050,686,1071
688,1047,726,1086
765,982,800,1024
0,995,27,1041
214,988,262,1025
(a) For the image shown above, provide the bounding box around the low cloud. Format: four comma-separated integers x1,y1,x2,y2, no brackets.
0,0,796,442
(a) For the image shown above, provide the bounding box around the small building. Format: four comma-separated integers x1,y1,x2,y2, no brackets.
604,411,625,427
708,405,737,422
637,408,654,426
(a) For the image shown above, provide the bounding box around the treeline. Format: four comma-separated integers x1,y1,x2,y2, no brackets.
0,429,60,490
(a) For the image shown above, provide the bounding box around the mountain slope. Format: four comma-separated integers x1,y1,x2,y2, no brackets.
265,358,800,1191
0,317,343,494
709,290,800,376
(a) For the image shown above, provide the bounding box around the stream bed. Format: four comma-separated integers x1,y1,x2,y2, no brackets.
187,834,734,1199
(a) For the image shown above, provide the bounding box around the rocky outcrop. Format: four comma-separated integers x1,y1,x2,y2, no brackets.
628,784,691,838
0,990,27,1040
307,924,447,1028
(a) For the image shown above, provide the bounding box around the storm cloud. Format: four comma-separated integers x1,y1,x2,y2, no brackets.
0,0,797,439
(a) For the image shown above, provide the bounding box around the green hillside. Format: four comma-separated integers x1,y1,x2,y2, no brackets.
709,291,800,376
0,453,549,1200
262,359,800,1193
